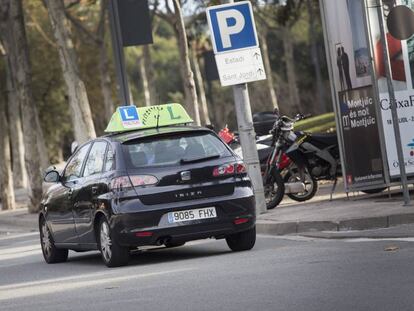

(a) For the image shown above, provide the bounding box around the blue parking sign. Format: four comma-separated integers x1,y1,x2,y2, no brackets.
207,1,258,53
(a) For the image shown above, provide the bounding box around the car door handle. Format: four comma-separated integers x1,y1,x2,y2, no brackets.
91,186,99,195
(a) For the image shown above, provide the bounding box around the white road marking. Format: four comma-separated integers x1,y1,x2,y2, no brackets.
0,268,194,301
0,232,38,241
344,237,414,243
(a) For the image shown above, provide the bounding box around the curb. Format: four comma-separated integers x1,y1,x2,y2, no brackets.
256,212,414,236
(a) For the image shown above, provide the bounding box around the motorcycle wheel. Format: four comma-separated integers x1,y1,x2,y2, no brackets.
264,169,285,210
284,170,318,202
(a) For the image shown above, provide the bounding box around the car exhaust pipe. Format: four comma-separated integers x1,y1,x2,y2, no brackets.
284,182,305,194
157,237,171,246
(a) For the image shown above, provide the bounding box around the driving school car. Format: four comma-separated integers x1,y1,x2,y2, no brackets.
40,104,256,267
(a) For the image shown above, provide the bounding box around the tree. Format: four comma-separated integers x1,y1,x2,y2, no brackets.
64,0,115,122
0,84,15,211
190,40,211,125
43,0,96,143
3,42,28,189
156,0,201,125
306,0,326,112
0,0,45,212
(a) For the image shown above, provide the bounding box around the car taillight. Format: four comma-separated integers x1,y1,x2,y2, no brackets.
213,162,246,177
110,175,158,191
129,175,158,187
236,162,246,174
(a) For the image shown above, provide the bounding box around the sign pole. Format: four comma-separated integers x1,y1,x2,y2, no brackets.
222,0,267,215
376,0,411,205
108,0,131,106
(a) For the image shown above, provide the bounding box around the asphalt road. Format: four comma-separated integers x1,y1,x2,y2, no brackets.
1,232,414,311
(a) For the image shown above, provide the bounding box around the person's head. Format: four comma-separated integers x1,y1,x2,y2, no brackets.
337,47,341,56
341,47,345,53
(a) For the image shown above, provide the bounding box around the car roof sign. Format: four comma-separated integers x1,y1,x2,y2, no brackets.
104,103,193,133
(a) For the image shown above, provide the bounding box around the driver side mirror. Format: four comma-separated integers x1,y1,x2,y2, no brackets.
44,170,61,183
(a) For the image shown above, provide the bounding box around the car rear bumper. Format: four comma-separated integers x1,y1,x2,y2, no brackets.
109,193,255,247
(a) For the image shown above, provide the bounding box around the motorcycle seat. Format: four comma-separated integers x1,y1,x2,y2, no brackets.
308,133,338,147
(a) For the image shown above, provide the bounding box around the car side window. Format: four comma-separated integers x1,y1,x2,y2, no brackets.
104,146,115,172
63,144,90,181
83,141,108,177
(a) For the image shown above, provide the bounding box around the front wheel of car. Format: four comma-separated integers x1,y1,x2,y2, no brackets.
39,216,68,264
98,217,129,268
226,226,256,252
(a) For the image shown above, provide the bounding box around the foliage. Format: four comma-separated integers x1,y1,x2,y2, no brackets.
0,0,332,162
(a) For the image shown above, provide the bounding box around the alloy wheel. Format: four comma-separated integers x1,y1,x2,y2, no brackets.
100,221,112,262
41,222,52,258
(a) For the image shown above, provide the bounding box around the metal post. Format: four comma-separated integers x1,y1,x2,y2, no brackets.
222,0,267,215
233,84,267,214
108,0,131,106
376,0,411,205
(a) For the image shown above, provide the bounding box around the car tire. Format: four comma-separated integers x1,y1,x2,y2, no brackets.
265,169,285,209
361,187,387,194
98,217,129,268
165,241,186,248
226,226,256,252
39,216,68,264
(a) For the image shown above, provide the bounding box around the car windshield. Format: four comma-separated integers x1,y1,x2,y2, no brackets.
123,132,232,168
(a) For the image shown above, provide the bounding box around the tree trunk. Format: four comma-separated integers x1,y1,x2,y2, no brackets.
282,26,301,113
34,105,50,171
259,30,279,110
0,91,15,211
172,0,200,125
142,44,157,106
307,0,326,113
44,0,96,143
97,0,114,121
4,56,27,189
190,44,211,125
0,0,44,212
139,56,151,107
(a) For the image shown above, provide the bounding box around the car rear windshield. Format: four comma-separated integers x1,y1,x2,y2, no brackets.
122,132,232,168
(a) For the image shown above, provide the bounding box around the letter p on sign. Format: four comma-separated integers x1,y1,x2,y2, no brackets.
207,1,258,54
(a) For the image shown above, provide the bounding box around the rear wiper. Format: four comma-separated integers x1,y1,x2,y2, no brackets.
180,154,220,164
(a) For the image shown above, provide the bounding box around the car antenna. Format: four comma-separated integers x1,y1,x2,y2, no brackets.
156,107,161,129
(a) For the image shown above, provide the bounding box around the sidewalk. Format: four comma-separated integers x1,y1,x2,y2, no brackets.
256,181,414,235
2,181,414,237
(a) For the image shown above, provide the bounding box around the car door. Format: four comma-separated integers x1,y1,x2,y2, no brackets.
72,141,108,244
47,143,91,244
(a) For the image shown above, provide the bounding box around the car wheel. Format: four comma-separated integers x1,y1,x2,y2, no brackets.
361,187,387,194
226,226,256,252
98,217,129,267
39,216,68,264
165,241,186,248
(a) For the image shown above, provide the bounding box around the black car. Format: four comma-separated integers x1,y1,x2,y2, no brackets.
40,126,256,267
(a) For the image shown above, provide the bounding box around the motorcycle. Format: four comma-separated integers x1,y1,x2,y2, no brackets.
219,121,318,209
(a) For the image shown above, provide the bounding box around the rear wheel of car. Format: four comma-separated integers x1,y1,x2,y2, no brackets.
226,226,256,252
265,169,285,209
98,217,129,268
39,216,68,264
165,241,186,248
361,187,387,194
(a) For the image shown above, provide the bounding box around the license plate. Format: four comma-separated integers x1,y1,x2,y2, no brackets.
167,207,217,223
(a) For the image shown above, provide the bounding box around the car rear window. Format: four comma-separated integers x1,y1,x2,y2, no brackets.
122,132,232,168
